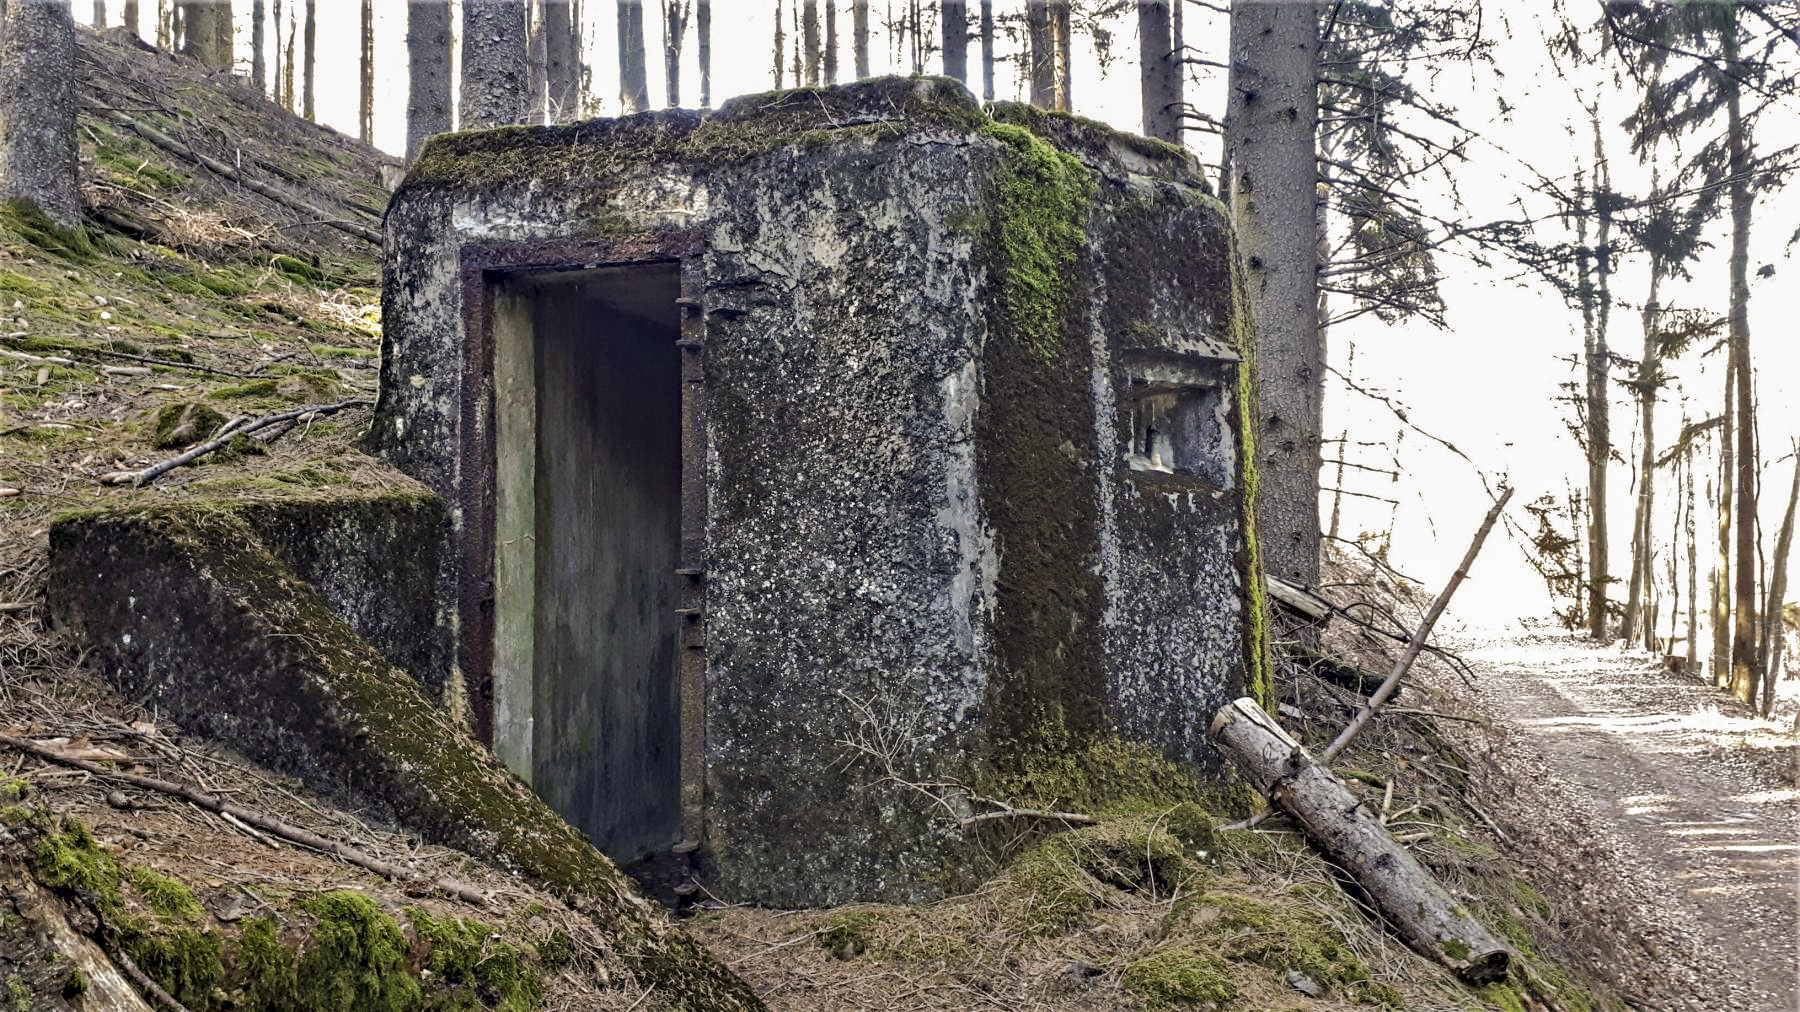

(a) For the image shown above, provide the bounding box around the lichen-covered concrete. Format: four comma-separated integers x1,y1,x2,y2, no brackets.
374,78,1258,906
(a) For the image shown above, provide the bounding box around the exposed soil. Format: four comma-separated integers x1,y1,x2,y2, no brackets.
1442,630,1798,1012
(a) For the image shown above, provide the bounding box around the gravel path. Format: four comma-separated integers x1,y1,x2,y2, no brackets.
1454,632,1797,1012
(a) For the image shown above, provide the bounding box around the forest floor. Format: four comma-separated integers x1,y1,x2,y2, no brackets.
1445,630,1798,1012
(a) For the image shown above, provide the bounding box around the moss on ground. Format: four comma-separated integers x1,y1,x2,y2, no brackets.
1121,945,1240,1008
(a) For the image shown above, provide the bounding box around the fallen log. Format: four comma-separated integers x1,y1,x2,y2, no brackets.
1211,698,1510,984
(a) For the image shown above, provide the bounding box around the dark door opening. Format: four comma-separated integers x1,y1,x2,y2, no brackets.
491,264,682,863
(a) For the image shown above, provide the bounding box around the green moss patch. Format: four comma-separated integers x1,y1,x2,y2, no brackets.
981,121,1097,363
1122,945,1239,1008
1002,818,1199,938
1160,890,1396,1004
146,401,228,449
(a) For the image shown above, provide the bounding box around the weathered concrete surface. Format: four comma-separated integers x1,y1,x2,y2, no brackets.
45,499,764,1011
375,78,1257,905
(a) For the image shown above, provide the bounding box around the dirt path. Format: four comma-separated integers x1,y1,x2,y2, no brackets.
1457,632,1798,1012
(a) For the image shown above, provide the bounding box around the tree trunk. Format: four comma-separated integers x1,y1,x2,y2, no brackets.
851,0,868,79
161,0,174,50
282,0,295,110
1725,26,1759,704
545,0,578,120
1713,364,1734,685
1026,0,1053,108
528,2,548,123
124,0,139,37
1758,451,1796,715
1050,0,1071,110
663,1,687,108
1624,271,1663,649
272,0,283,102
92,0,103,26
406,0,452,159
1210,699,1511,984
359,0,375,141
615,0,647,112
696,0,710,106
823,0,836,84
800,0,818,85
772,0,785,87
0,0,79,228
1575,143,1614,640
302,0,315,120
1226,0,1322,589
1137,0,1177,142
180,0,228,68
979,0,993,100
941,0,967,84
461,0,529,127
1686,439,1699,672
252,0,266,91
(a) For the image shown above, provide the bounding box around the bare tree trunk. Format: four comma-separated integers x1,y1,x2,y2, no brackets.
1226,0,1322,589
800,0,818,85
1686,438,1699,672
252,0,266,91
1050,0,1070,110
302,0,315,120
941,0,966,84
852,0,868,78
773,0,785,87
1137,0,1177,142
823,0,836,84
696,0,710,106
283,0,296,111
1726,65,1760,704
125,0,139,36
1624,270,1663,648
545,0,578,120
160,0,173,50
0,0,79,228
180,0,229,68
1760,451,1798,714
92,0,103,26
528,2,549,123
1713,390,1732,688
360,0,375,141
463,0,529,127
617,0,647,112
272,0,283,101
407,0,452,159
1575,128,1615,640
979,0,993,100
1026,0,1053,107
663,1,687,107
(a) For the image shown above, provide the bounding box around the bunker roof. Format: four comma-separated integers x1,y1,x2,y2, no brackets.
399,76,1206,199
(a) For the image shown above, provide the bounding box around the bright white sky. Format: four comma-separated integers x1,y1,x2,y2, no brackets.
96,0,1796,630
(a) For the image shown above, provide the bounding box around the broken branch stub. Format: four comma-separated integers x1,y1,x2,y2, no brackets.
1210,698,1510,985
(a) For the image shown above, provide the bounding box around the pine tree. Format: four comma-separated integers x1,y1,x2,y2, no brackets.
1137,0,1178,143
407,0,452,159
852,0,869,79
545,0,579,120
1226,0,1323,588
0,0,79,228
359,0,375,142
463,0,529,127
617,0,647,113
942,0,967,85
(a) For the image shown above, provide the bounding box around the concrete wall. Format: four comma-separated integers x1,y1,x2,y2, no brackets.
373,79,1252,904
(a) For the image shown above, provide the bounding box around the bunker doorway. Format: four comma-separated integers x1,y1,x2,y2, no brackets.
490,264,683,864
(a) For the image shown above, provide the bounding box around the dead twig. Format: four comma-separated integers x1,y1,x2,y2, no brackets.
0,732,488,906
131,398,369,486
956,807,1096,831
116,949,192,1012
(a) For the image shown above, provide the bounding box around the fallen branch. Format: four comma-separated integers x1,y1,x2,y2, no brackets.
957,806,1096,831
116,949,193,1012
131,398,369,486
101,111,381,245
1211,699,1510,984
1320,486,1513,765
0,732,488,906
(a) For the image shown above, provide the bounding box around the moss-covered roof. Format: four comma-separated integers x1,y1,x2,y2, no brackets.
399,77,1204,198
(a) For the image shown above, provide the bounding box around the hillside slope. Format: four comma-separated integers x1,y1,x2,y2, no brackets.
0,27,719,1012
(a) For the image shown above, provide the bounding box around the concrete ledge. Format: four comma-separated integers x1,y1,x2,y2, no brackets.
46,496,763,1010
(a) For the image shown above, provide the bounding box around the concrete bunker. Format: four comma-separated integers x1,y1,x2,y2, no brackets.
374,78,1260,904
490,264,684,863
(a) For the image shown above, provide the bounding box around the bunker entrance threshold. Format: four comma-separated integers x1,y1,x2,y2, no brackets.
487,262,690,868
